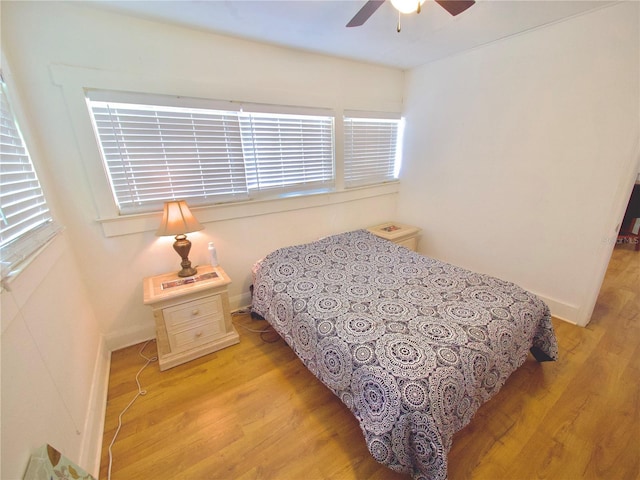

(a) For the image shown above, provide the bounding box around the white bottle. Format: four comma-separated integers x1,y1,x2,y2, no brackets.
208,241,219,267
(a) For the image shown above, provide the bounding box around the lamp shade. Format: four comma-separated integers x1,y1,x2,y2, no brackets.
156,200,204,237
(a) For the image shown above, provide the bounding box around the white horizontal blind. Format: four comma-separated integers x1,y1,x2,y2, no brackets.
240,112,334,193
88,101,249,214
1,76,59,277
344,116,402,188
88,96,337,214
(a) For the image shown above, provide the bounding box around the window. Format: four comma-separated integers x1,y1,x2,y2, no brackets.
344,114,403,188
86,92,402,218
0,73,59,278
240,112,334,194
87,94,334,214
88,100,249,214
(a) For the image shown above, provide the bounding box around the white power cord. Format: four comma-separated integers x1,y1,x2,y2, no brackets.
107,340,157,480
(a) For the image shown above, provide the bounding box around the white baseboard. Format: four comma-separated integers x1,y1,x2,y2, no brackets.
79,334,111,477
230,291,252,312
104,324,156,352
535,293,580,326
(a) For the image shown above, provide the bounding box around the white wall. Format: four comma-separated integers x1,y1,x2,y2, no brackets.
1,1,405,350
4,1,635,476
398,2,639,326
1,52,106,479
0,1,403,476
0,2,403,475
1,236,109,479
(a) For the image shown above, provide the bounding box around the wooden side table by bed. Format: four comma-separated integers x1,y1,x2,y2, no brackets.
367,222,421,251
143,265,240,371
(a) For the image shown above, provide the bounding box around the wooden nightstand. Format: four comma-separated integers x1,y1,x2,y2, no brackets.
367,222,421,251
143,265,239,371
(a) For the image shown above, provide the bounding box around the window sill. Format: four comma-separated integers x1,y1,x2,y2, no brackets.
97,182,400,238
0,230,64,296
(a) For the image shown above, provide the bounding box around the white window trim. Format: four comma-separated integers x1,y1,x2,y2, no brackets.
50,64,403,238
1,64,63,282
98,181,399,237
86,93,339,214
343,113,403,188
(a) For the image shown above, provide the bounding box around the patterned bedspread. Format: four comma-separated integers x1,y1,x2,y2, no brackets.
251,230,558,479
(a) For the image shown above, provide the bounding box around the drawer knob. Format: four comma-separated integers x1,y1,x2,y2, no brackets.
191,309,200,316
195,331,203,338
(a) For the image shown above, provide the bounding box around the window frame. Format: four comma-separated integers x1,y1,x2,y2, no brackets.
0,71,61,281
87,99,251,214
239,110,335,198
48,63,403,238
343,111,404,188
86,91,338,215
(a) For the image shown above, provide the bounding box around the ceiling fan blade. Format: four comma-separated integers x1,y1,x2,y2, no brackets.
435,0,475,16
346,0,385,27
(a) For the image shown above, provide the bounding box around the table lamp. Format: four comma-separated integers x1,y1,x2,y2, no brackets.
156,200,204,277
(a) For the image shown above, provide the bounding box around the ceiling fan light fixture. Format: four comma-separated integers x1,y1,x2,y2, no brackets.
390,0,426,14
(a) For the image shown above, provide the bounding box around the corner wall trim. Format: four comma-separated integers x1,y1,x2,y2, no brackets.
79,334,111,477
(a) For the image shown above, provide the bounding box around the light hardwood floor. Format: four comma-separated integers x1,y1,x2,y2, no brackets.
100,245,639,480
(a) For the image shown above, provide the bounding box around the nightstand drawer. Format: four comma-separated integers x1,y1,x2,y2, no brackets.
168,315,224,352
163,296,222,332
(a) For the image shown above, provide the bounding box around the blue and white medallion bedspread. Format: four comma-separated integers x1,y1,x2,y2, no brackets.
251,230,558,480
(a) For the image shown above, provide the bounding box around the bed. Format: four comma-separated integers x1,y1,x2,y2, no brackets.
251,229,558,480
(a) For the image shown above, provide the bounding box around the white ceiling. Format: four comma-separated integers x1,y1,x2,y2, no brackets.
90,0,614,69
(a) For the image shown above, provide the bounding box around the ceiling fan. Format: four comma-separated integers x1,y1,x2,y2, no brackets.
346,0,475,29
